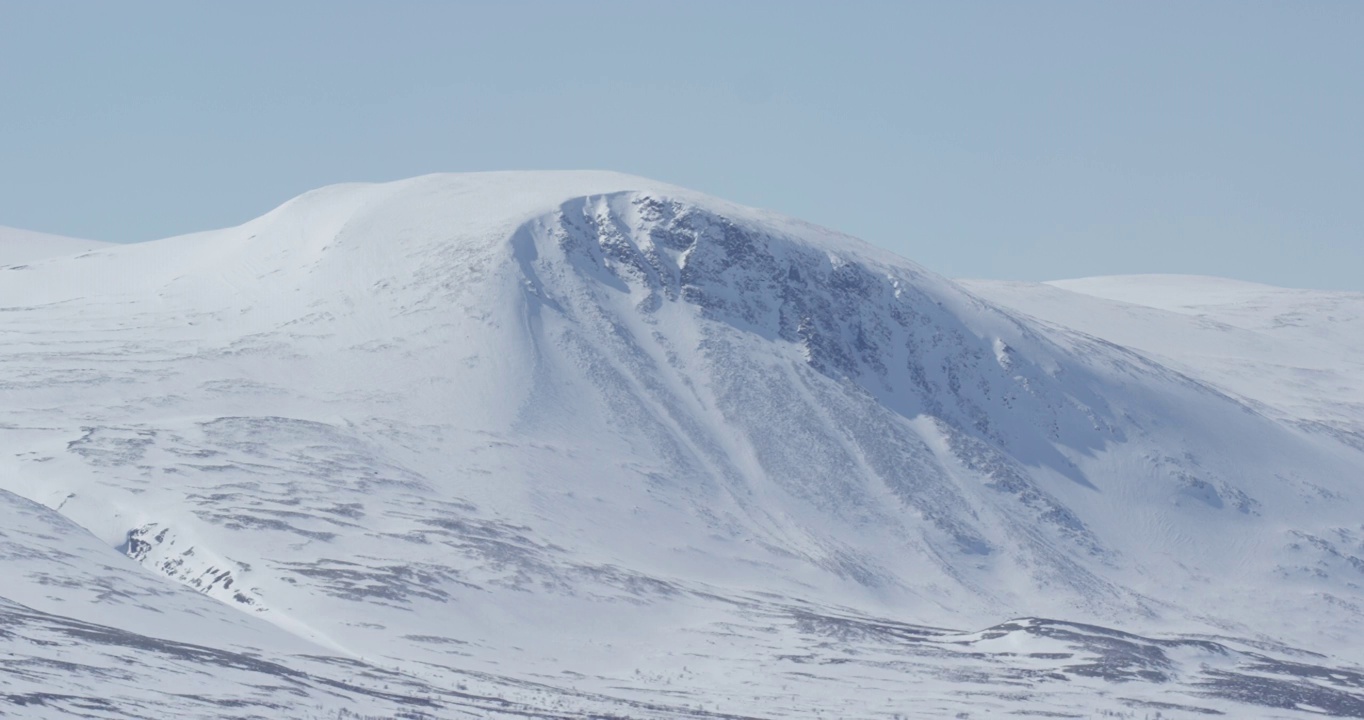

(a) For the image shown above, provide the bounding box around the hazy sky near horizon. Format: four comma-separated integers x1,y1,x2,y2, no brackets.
2,2,1361,289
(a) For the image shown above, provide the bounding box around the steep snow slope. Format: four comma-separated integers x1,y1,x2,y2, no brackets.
4,173,1364,718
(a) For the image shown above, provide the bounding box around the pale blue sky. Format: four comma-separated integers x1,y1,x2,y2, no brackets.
2,2,1361,289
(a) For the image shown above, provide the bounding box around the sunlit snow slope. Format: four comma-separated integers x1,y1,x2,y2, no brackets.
3,173,1363,719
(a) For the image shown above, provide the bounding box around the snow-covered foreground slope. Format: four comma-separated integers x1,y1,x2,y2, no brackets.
3,173,1363,718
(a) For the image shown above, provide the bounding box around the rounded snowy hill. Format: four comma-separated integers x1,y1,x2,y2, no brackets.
4,172,1364,718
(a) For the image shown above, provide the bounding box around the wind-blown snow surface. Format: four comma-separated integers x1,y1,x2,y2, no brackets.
3,173,1363,718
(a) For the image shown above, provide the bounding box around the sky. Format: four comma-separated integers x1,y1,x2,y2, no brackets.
1,1,1361,289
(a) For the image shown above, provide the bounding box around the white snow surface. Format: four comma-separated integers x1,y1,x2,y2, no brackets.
0,225,109,264
968,274,1364,451
3,172,1364,718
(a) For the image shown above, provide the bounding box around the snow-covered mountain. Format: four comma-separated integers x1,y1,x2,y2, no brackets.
3,172,1363,718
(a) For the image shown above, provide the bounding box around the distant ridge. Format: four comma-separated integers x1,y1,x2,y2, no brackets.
0,225,108,264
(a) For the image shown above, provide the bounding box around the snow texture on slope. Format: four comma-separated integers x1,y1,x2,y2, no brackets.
4,173,1364,718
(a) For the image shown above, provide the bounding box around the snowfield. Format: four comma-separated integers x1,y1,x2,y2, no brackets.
2,172,1363,718
0,225,109,265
